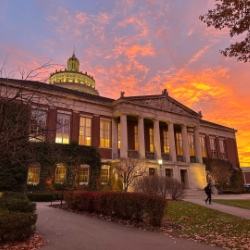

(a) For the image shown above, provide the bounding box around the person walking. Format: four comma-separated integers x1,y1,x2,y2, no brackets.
204,183,212,204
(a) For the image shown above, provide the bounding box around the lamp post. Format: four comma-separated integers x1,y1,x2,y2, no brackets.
158,159,163,177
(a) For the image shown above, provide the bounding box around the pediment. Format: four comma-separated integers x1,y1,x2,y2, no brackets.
124,95,200,117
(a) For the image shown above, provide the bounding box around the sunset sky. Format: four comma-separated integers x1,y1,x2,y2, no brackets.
0,0,249,166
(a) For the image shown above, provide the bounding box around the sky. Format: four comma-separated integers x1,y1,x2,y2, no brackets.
0,0,249,166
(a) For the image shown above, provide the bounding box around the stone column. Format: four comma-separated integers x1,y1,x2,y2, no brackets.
120,114,128,158
112,118,118,159
153,119,161,160
194,126,202,164
181,124,190,163
138,116,145,159
168,123,177,162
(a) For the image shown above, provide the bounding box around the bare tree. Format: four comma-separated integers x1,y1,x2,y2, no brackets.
114,158,147,192
200,0,250,62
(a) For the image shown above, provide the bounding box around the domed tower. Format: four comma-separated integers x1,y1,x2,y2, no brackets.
49,51,99,95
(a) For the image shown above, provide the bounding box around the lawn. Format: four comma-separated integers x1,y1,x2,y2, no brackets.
213,199,250,210
166,201,250,249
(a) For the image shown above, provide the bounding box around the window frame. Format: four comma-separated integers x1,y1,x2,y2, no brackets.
27,165,40,185
79,116,92,146
56,112,71,144
100,119,111,148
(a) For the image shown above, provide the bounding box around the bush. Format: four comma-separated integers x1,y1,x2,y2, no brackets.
0,211,37,243
64,191,167,226
27,192,60,202
133,176,184,200
0,191,26,199
0,198,36,213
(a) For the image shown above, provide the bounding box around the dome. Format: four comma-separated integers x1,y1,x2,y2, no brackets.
67,52,80,72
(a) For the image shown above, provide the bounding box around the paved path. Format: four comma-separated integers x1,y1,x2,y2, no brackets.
36,202,221,250
185,193,250,220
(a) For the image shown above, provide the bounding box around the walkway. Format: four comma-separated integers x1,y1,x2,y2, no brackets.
185,193,250,220
36,202,221,250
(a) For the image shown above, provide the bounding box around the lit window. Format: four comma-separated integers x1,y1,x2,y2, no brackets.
134,125,138,150
29,109,47,142
176,132,183,155
118,123,121,149
55,164,67,184
101,165,110,183
100,119,110,148
149,128,154,152
200,136,207,157
79,117,91,146
79,164,89,185
163,129,170,153
209,137,217,157
188,133,195,156
219,139,226,159
27,165,40,185
56,113,71,144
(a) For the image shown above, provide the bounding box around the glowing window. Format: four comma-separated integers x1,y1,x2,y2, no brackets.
27,165,40,185
118,123,121,149
79,117,91,146
55,164,67,184
163,129,170,154
188,133,195,156
101,165,110,184
149,128,154,152
175,132,183,155
134,125,138,150
56,113,71,144
79,165,89,185
200,136,207,157
100,119,110,148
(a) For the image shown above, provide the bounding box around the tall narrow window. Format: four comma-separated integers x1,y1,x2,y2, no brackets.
149,128,154,152
176,132,183,155
118,123,121,149
79,116,91,146
56,113,71,144
100,119,110,148
219,139,226,159
188,133,195,156
200,136,207,157
134,125,138,150
209,137,216,157
163,129,170,154
55,164,67,184
27,165,40,185
101,165,110,184
79,164,89,185
29,109,47,142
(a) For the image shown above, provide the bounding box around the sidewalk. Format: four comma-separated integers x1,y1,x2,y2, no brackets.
185,193,250,220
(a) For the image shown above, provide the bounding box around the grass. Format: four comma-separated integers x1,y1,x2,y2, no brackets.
213,199,250,210
165,201,250,249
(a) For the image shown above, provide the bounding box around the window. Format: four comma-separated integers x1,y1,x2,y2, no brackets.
29,109,47,142
55,164,67,184
200,136,207,157
134,125,138,150
118,123,121,149
101,165,110,184
149,128,154,152
188,133,195,156
56,113,71,144
100,119,110,148
27,165,40,185
163,129,170,154
149,168,155,175
209,137,217,157
165,169,173,178
219,139,226,159
176,132,183,155
79,164,89,185
79,116,91,146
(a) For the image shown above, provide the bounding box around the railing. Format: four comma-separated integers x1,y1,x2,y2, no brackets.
177,155,185,162
190,156,198,163
161,153,171,161
128,150,138,158
145,152,155,160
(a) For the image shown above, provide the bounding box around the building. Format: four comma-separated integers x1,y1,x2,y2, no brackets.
0,52,240,191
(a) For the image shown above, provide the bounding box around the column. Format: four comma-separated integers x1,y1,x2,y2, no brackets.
181,124,190,163
194,126,202,164
168,122,177,162
112,118,118,159
153,119,161,160
120,114,128,158
138,116,145,159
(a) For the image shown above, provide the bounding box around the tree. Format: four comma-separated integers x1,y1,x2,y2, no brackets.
200,0,250,62
114,158,147,192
